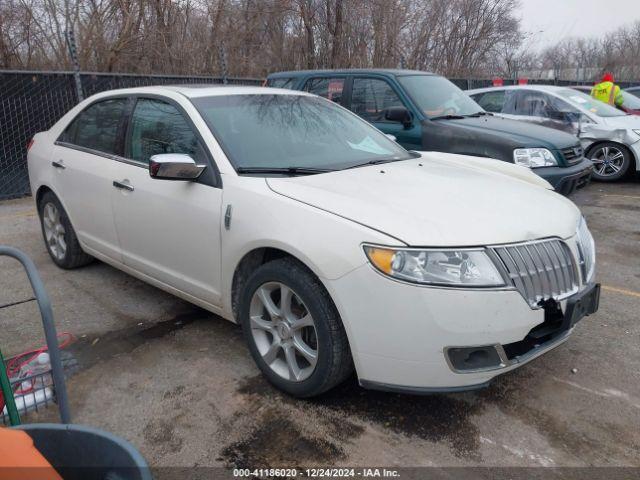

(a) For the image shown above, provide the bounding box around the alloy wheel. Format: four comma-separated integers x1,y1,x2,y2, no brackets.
591,145,625,177
42,202,67,261
249,281,318,382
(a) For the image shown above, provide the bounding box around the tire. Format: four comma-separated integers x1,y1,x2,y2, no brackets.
587,142,632,181
38,191,93,269
238,258,353,397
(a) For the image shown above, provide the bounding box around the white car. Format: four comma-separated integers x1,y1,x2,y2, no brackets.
27,86,600,397
467,85,640,181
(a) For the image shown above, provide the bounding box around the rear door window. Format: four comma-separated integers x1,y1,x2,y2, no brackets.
350,78,405,122
60,98,127,155
267,77,295,89
303,77,346,103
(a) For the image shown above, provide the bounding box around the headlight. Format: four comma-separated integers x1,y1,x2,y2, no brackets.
513,148,558,168
576,217,596,283
363,246,505,287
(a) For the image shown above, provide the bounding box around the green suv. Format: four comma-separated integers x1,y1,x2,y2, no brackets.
266,69,593,195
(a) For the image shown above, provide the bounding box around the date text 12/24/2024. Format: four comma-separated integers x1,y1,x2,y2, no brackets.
233,468,400,477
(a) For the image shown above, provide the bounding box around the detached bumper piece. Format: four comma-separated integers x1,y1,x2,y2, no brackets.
446,283,600,373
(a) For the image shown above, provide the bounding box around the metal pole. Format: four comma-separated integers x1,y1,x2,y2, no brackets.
65,29,84,102
0,347,21,426
218,43,228,85
0,246,71,424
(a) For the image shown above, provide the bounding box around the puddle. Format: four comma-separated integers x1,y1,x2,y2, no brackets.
219,413,344,469
238,374,482,460
67,309,209,369
313,379,483,459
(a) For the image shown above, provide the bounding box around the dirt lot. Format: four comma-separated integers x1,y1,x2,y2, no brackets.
1,179,639,474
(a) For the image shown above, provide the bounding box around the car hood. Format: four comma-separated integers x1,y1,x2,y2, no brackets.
598,114,640,129
266,152,580,246
434,115,579,149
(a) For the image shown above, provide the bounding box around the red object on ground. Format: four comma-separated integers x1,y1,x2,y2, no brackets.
492,77,504,87
518,78,528,85
0,428,62,480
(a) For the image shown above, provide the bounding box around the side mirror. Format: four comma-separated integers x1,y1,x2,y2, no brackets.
149,153,206,181
384,106,412,128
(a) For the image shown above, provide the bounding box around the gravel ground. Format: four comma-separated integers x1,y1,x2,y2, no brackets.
0,178,638,475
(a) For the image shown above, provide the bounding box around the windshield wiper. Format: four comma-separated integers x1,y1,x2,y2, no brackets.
343,157,408,169
236,166,333,176
464,111,493,117
430,114,466,120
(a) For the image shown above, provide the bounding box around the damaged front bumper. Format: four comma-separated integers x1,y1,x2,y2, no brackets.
534,157,593,195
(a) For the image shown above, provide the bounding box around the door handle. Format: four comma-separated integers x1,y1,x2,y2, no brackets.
51,160,66,169
112,180,134,192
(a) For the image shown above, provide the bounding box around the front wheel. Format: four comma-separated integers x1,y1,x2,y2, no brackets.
238,258,353,397
588,143,632,181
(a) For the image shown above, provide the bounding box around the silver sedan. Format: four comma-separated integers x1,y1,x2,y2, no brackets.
468,85,640,181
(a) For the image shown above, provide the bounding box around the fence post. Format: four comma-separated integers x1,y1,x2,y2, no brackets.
218,43,228,85
65,29,84,102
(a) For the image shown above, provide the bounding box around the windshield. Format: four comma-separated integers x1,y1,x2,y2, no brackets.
621,90,640,109
557,89,627,117
192,94,412,172
398,75,484,118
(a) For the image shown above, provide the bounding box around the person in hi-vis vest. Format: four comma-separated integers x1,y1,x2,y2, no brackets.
590,72,624,108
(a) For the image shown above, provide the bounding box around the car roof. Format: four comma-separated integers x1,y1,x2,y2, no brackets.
267,69,435,79
87,84,312,99
467,84,575,95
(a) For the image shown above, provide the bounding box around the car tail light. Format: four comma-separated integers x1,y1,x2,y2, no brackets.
26,138,34,151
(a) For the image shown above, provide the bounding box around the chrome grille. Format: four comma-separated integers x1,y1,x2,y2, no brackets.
492,239,579,307
562,145,583,165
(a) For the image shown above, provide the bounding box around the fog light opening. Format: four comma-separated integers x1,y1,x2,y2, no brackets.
447,345,503,372
464,349,489,366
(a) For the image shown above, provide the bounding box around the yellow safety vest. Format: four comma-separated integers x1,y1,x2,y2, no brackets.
590,81,623,107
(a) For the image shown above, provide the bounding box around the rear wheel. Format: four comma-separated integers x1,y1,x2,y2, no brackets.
588,143,632,181
238,258,353,397
38,191,93,269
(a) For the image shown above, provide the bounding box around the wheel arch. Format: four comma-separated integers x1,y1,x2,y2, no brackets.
34,184,83,241
230,246,327,322
35,184,55,207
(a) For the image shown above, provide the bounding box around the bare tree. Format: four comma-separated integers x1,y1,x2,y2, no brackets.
1,0,637,81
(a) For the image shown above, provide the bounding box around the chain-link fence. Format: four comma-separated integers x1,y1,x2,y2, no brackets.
0,70,261,200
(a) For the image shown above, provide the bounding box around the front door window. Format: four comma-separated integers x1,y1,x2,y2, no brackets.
127,98,207,165
350,78,405,122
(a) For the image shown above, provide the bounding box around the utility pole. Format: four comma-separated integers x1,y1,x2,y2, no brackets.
65,29,83,102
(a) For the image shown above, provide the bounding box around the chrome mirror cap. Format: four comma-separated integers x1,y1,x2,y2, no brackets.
149,153,206,181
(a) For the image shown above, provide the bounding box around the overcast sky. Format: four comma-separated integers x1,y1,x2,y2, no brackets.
518,0,640,49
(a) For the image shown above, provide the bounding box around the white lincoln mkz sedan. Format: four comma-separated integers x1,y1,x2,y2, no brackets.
28,86,600,397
